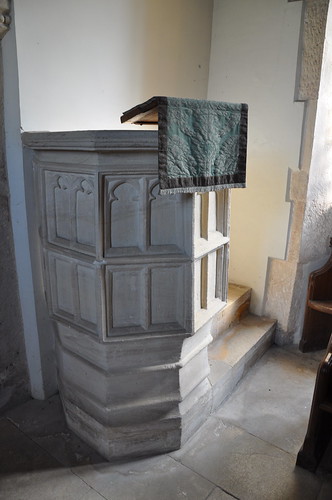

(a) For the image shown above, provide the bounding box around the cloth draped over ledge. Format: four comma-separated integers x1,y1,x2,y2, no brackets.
121,96,248,195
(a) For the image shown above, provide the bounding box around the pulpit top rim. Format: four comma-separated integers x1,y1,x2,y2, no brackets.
21,130,158,152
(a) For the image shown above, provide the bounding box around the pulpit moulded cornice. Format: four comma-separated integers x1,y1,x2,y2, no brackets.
0,0,10,40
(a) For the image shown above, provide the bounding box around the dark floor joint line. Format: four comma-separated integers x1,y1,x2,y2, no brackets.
70,468,109,500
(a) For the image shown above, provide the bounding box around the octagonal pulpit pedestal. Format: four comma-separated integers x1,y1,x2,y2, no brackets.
23,130,230,460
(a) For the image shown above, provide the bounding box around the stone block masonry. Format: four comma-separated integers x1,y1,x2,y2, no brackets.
23,130,230,460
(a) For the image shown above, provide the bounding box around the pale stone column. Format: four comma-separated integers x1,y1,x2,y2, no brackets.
264,0,331,345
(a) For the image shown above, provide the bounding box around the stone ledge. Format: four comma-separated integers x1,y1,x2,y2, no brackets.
211,283,251,339
208,314,276,411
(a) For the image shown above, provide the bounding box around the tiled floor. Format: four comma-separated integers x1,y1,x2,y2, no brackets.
1,345,331,499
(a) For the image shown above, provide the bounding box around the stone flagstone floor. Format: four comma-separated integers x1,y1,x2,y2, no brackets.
1,345,332,500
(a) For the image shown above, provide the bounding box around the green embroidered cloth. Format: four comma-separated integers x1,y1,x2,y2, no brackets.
121,96,248,195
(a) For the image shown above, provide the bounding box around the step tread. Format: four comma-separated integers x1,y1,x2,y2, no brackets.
209,314,276,368
208,314,276,410
228,283,251,303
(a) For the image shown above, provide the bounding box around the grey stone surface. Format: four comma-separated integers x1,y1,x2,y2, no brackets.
171,417,321,500
5,394,66,436
74,455,215,500
0,346,329,499
211,282,251,339
206,487,235,499
0,418,60,473
296,0,329,100
209,314,275,367
283,343,325,362
216,346,318,455
263,1,332,347
0,468,106,500
0,46,29,415
209,314,275,411
5,395,104,467
263,259,300,338
23,130,233,459
179,378,212,446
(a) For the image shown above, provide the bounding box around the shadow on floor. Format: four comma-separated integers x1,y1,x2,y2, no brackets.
1,345,332,500
1,395,104,474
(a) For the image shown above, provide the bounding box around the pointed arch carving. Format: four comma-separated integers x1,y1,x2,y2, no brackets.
105,178,141,252
75,177,95,247
44,171,96,255
148,179,183,250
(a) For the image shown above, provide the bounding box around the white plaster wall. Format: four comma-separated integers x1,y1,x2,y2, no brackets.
13,0,213,131
207,0,304,314
7,0,213,397
300,1,332,264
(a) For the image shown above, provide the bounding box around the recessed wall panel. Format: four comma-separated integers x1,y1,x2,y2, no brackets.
111,182,140,248
47,252,99,335
107,266,145,334
150,182,182,249
76,179,95,247
105,178,141,255
77,264,98,326
54,175,71,240
150,266,184,327
55,258,74,315
44,170,96,255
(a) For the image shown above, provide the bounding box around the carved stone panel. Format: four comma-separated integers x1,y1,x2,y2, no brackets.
150,265,185,327
76,179,95,247
106,262,190,336
105,178,142,254
104,176,188,257
46,251,101,335
77,264,99,327
148,180,186,253
24,130,227,461
107,265,145,333
44,171,96,255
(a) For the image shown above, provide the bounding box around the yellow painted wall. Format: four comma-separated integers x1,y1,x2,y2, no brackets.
208,0,304,314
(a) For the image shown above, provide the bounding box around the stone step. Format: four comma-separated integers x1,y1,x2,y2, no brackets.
208,314,276,411
212,283,251,340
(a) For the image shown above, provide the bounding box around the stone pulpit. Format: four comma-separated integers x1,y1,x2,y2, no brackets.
22,128,232,460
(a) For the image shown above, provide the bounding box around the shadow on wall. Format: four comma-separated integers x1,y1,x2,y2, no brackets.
139,0,213,105
0,185,30,414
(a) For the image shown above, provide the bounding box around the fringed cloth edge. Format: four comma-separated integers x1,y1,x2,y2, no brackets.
160,183,246,195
